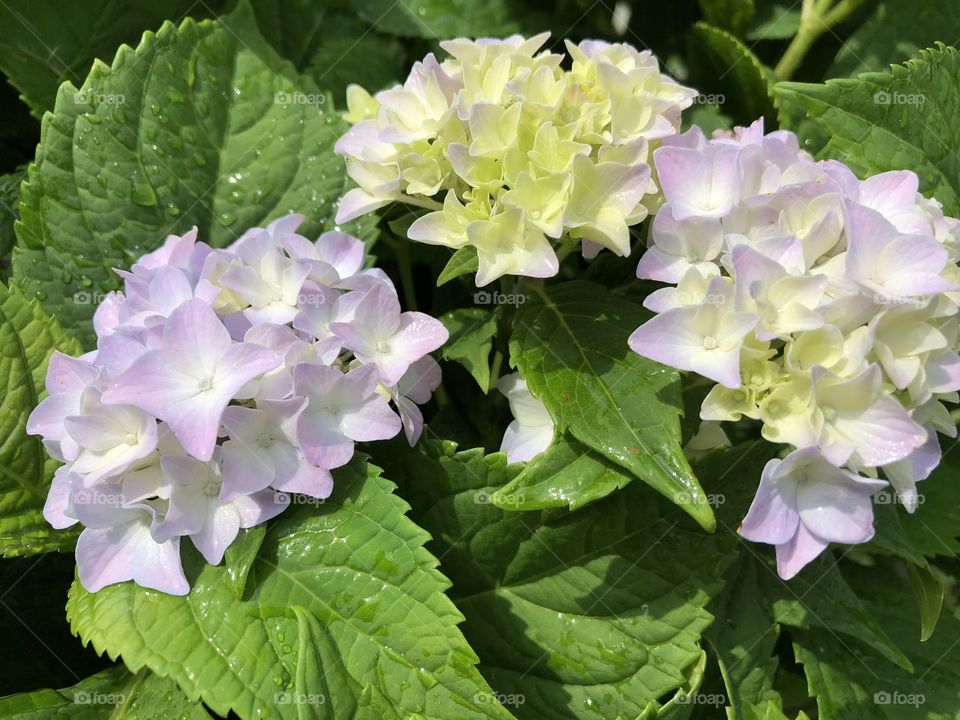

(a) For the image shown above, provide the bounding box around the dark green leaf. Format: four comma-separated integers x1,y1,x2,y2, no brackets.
509,281,714,530
440,308,497,391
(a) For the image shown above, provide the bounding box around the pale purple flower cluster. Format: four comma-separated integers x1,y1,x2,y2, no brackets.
629,119,960,578
28,215,448,595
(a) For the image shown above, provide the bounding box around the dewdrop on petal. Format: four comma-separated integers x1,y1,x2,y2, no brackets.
335,34,698,286
628,118,960,578
27,215,449,595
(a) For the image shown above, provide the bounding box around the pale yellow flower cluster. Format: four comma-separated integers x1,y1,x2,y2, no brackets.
335,34,697,285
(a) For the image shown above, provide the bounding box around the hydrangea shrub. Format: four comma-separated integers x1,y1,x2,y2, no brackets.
2,2,960,720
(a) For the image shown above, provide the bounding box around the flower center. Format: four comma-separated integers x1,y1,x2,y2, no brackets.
821,406,837,422
197,375,215,392
702,335,718,350
376,341,391,354
257,434,274,449
203,479,222,497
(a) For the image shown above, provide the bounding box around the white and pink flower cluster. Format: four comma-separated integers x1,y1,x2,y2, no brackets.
629,119,960,578
28,216,447,595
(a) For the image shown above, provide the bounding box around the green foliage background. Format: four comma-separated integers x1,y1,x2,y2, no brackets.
1,0,960,718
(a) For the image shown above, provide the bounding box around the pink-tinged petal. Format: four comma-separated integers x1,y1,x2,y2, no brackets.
293,362,342,398
859,171,919,215
274,462,334,499
885,430,940,513
101,352,198,418
396,395,425,445
340,395,402,442
833,396,927,467
924,351,960,393
221,442,275,500
500,420,553,463
135,227,199,271
267,213,305,236
76,519,188,595
738,458,800,545
43,468,77,529
44,352,99,396
215,342,283,395
156,457,210,536
796,476,881,545
93,293,124,336
654,145,739,219
95,332,149,377
164,299,234,373
297,417,354,469
336,188,391,224
314,231,365,278
635,247,692,283
232,490,289,527
628,307,703,369
27,393,79,440
398,356,442,404
775,523,830,580
190,503,240,565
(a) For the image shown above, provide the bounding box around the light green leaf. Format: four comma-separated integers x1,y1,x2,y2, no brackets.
0,665,210,719
0,282,82,557
440,308,497,391
437,246,479,286
689,22,777,125
349,0,514,39
382,441,738,720
509,281,714,530
776,45,960,215
490,437,632,512
66,457,515,720
829,1,960,77
12,1,374,342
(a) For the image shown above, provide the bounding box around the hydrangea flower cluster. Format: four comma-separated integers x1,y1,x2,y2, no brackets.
334,34,698,285
629,119,960,578
28,216,448,595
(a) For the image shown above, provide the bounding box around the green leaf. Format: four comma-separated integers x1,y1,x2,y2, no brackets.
697,0,756,36
0,665,210,719
758,555,913,672
509,281,714,530
793,561,960,720
0,0,227,117
906,562,943,642
776,45,960,215
745,1,802,40
706,557,784,718
437,246,479,286
689,22,777,126
439,308,498,391
383,441,737,720
291,605,402,719
349,0,515,39
0,167,26,281
828,1,960,77
12,1,373,342
222,525,265,599
66,457,515,720
0,282,82,557
490,437,633,512
893,439,960,558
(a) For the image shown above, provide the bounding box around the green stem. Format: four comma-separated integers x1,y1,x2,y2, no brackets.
399,195,443,212
488,350,504,393
774,0,863,79
395,237,418,311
